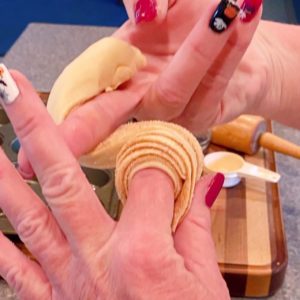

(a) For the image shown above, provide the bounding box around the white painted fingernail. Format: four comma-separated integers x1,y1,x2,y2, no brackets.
0,64,20,104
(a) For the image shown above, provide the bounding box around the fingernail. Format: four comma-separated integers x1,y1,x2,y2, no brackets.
10,137,21,154
0,64,19,104
209,0,240,33
240,0,262,23
205,173,224,208
135,0,157,24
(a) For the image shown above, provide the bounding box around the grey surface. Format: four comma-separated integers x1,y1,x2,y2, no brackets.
1,6,300,300
235,2,300,299
233,125,300,300
3,23,116,92
270,124,300,300
263,0,297,24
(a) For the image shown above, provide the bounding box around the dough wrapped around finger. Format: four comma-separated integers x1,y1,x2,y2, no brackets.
80,120,203,231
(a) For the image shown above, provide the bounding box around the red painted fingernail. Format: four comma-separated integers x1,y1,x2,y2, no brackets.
135,0,157,24
240,0,263,23
205,173,224,208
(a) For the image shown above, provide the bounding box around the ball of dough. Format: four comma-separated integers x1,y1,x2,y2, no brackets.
47,37,147,124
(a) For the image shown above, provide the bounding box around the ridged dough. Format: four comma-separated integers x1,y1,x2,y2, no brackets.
47,37,203,231
80,120,203,231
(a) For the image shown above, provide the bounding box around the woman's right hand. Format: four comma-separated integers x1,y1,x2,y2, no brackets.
118,0,268,133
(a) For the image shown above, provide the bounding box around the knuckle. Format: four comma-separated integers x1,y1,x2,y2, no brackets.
155,78,186,110
41,163,83,203
186,214,211,232
118,231,162,272
246,62,269,103
227,37,251,57
186,40,211,69
201,71,228,91
6,265,51,299
6,265,26,294
16,207,51,244
14,113,41,140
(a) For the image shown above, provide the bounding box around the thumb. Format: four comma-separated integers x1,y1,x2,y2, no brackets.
123,0,171,24
174,173,225,279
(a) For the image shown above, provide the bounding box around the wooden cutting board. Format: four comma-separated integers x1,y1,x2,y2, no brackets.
209,142,288,298
0,102,287,298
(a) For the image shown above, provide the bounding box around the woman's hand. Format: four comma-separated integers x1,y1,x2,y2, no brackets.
77,0,263,135
18,0,265,177
0,71,228,299
116,0,265,132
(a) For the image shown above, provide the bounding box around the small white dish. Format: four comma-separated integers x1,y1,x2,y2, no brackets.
204,151,281,188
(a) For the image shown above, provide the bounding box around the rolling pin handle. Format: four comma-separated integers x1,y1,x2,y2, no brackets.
259,132,300,159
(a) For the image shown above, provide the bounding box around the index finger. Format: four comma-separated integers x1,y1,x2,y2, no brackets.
137,0,240,121
1,68,114,251
17,79,146,178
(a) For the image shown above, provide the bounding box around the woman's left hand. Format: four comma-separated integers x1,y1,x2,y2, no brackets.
0,71,228,299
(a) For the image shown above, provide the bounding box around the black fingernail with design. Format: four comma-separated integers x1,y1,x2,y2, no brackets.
209,0,240,33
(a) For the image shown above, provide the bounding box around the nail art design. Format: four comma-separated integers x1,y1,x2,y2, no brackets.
240,0,262,23
0,64,19,104
11,137,21,154
205,173,225,208
135,0,157,24
209,0,240,33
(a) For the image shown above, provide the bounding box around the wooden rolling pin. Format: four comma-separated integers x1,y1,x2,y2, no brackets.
211,115,300,158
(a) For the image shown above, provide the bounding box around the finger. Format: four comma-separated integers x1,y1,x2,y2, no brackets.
17,80,146,178
0,232,51,299
174,174,228,295
174,7,263,132
61,82,146,158
18,148,34,179
123,0,170,24
118,168,174,236
136,0,240,121
0,67,114,252
0,148,73,279
214,5,264,123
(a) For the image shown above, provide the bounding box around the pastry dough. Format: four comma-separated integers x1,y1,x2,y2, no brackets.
47,37,146,124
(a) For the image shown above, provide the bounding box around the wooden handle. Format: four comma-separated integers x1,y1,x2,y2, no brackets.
211,115,267,155
259,132,300,159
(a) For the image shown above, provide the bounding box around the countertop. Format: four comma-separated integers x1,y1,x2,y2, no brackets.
1,22,300,300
